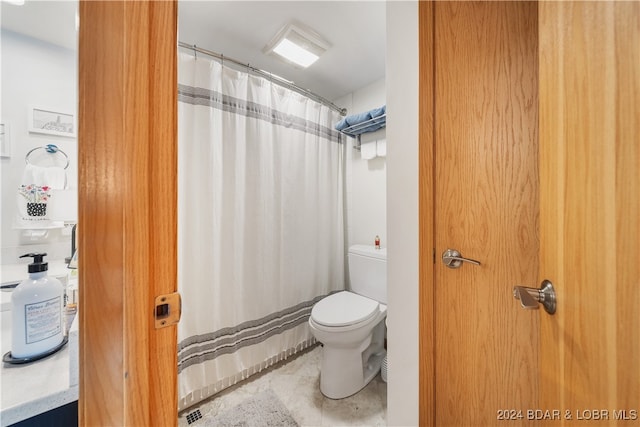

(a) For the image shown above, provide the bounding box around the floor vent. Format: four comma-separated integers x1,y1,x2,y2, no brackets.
186,409,202,425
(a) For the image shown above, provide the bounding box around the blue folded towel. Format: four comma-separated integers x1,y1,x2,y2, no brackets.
369,105,386,124
334,105,386,133
346,111,373,127
335,117,350,131
370,105,386,119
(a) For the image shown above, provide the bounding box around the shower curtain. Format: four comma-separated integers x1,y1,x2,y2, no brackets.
177,53,345,409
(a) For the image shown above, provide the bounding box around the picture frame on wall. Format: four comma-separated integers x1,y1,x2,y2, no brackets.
0,123,10,158
28,106,76,137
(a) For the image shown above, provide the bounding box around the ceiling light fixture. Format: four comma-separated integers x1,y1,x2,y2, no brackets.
264,21,330,69
3,0,26,5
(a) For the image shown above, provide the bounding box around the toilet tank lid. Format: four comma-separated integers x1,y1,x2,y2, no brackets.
349,244,387,260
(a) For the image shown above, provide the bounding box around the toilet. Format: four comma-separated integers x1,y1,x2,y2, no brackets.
309,244,387,399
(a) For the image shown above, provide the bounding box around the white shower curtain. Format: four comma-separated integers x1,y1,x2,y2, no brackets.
177,53,345,409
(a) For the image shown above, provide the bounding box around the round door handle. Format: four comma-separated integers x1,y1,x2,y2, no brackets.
442,249,481,269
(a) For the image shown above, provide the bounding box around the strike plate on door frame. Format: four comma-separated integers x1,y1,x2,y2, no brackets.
154,292,182,328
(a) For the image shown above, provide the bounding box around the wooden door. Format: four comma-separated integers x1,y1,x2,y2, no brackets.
78,1,178,425
539,1,639,424
432,2,539,425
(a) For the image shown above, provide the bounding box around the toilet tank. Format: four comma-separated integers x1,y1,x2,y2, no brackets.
348,245,387,304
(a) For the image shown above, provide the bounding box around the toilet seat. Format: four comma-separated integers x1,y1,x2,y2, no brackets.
311,291,380,328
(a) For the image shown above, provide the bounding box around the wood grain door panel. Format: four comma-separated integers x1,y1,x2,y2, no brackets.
422,2,638,426
434,2,539,425
539,2,639,423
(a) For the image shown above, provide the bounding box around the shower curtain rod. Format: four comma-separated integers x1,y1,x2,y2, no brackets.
178,41,347,117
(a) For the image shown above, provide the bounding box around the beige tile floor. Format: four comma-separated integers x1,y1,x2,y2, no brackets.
178,345,387,427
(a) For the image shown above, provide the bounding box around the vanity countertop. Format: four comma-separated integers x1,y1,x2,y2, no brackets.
0,260,78,427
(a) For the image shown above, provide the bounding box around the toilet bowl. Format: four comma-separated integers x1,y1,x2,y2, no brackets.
308,245,387,399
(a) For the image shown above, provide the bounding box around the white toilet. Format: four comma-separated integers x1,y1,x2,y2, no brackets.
309,244,387,399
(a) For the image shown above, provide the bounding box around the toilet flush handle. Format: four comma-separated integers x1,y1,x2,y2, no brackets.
441,249,481,269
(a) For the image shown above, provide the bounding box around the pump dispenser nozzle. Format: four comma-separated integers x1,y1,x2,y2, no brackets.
19,253,49,273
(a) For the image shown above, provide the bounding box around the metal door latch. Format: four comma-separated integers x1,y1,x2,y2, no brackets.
154,292,182,328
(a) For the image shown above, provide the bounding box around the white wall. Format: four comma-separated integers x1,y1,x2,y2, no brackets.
333,5,419,423
1,30,78,264
386,1,419,425
334,78,387,250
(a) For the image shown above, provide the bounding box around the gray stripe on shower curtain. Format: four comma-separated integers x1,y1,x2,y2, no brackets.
177,293,333,373
178,84,342,141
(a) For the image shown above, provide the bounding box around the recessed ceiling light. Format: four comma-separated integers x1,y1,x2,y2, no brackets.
264,21,330,69
273,39,319,68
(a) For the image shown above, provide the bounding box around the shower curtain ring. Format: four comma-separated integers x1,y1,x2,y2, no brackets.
193,44,197,59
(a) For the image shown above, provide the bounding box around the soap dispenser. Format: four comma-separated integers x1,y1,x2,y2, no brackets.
10,253,65,360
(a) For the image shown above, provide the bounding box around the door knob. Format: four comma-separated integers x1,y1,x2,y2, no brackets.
442,249,481,269
513,280,556,315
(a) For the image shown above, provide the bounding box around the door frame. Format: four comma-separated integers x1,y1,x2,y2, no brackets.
418,1,436,426
78,2,178,425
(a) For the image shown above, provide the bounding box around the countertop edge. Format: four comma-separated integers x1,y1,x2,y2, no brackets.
0,385,78,427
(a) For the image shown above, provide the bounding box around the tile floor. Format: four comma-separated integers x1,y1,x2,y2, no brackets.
178,345,387,427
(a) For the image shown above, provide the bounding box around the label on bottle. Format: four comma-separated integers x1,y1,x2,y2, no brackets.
24,296,62,344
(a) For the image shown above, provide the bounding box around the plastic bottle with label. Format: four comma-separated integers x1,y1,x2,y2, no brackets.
11,253,64,358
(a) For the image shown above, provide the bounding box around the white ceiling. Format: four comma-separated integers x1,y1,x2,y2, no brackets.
1,1,386,102
1,1,78,50
178,1,386,101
